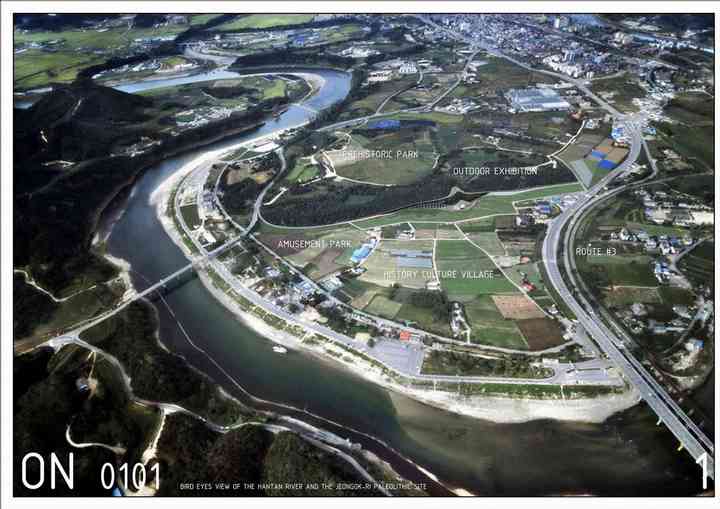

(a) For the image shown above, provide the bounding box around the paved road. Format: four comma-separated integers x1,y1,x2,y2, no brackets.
541,139,714,479
173,160,620,387
419,14,715,480
564,187,715,454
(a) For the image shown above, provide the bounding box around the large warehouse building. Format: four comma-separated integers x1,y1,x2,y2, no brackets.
506,87,572,112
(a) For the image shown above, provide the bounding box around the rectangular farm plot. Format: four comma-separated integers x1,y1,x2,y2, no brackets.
491,295,545,320
413,223,465,240
463,296,528,349
364,295,403,319
340,278,384,309
436,240,518,301
602,286,663,306
358,240,435,289
305,248,346,279
463,231,506,256
515,318,566,350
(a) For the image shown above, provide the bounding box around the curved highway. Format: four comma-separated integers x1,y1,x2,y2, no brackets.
418,14,714,481
542,140,714,480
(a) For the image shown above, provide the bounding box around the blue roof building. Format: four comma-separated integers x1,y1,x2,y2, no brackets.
598,159,616,170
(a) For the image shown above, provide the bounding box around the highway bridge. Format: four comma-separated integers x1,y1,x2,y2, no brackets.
418,14,714,481
542,136,714,480
60,236,243,337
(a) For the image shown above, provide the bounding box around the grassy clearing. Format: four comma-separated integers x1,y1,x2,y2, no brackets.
590,75,647,113
654,121,713,172
395,301,452,337
216,14,315,31
421,350,550,378
384,111,464,125
664,92,713,126
504,262,547,295
603,286,663,306
262,79,287,99
330,128,438,186
678,240,714,289
180,205,201,230
286,160,319,183
339,77,418,119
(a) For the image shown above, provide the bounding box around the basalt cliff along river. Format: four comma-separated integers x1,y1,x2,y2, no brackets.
102,68,702,496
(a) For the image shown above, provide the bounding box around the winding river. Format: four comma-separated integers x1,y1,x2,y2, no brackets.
101,68,702,496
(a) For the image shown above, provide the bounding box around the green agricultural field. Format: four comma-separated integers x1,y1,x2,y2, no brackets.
216,14,315,31
359,240,435,289
463,296,528,349
14,24,189,89
14,49,104,89
436,240,517,301
394,301,453,337
188,14,223,25
454,216,496,232
461,231,506,256
364,294,403,319
413,224,465,240
339,278,385,309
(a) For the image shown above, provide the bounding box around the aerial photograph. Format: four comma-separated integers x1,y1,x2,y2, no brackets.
4,5,716,502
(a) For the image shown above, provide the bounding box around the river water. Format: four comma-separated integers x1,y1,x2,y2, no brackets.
102,68,703,496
